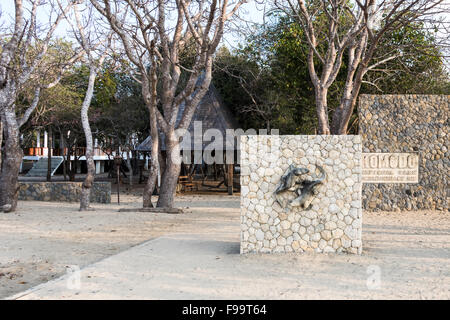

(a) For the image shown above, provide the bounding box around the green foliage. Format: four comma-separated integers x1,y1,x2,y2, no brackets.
92,66,149,152
213,47,264,130
213,16,324,134
19,58,148,152
213,14,449,134
362,23,450,95
17,16,450,147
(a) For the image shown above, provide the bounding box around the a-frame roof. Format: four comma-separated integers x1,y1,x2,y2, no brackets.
136,83,239,151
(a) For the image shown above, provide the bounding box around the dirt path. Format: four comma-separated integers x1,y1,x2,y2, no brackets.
1,195,449,299
0,194,238,298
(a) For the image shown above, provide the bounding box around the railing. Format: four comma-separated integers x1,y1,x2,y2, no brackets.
25,147,46,156
23,147,111,157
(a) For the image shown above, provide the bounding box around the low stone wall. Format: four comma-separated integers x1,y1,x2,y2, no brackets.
359,95,449,211
18,182,111,203
240,135,362,254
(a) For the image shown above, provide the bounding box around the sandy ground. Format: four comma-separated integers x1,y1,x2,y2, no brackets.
1,194,449,299
0,193,238,298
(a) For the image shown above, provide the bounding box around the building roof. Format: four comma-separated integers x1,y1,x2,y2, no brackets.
136,83,239,152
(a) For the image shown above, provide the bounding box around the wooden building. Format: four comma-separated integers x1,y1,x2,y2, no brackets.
136,83,240,194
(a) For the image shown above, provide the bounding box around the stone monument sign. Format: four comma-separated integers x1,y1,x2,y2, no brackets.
362,153,419,183
240,135,362,254
359,95,448,211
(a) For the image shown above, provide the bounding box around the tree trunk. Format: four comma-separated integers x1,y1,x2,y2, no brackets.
62,155,67,180
336,76,364,134
69,155,76,181
143,140,158,207
330,68,365,135
60,130,67,180
157,147,166,195
156,131,181,208
142,62,159,208
70,159,76,181
46,127,52,181
0,115,3,172
0,108,23,213
331,97,353,135
330,42,362,135
132,150,138,173
315,87,331,135
158,135,166,181
79,68,98,211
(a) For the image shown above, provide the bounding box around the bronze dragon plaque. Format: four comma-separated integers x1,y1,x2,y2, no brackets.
274,164,326,210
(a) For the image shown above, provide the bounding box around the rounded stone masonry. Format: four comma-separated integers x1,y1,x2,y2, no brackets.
18,182,111,203
359,95,449,211
240,135,362,254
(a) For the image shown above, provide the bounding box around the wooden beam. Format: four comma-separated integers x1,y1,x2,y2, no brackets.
227,163,233,195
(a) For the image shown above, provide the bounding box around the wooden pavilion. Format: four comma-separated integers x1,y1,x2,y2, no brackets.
136,83,240,194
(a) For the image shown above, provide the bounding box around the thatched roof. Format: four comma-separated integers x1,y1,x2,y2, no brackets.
136,83,239,152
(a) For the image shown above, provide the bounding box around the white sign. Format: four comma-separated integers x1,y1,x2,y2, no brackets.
362,153,419,183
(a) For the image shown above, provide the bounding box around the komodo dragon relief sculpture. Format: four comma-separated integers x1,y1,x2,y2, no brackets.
274,164,326,210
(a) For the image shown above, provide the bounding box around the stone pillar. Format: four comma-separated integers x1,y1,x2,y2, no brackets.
240,135,362,254
43,131,48,156
360,94,448,211
36,131,41,148
95,161,101,174
43,131,48,147
157,164,161,187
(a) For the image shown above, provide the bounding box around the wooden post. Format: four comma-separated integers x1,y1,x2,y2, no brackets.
114,155,122,204
116,163,120,204
227,163,233,195
47,127,52,181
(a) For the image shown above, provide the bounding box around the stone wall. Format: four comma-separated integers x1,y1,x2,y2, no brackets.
359,95,449,211
240,135,362,254
18,182,111,203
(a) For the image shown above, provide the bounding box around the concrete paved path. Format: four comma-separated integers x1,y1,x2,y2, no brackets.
6,209,449,300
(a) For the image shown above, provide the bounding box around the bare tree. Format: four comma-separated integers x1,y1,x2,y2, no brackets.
91,0,246,208
89,0,161,208
275,0,449,134
0,0,83,212
65,0,112,211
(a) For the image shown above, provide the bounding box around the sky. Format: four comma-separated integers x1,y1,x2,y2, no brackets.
0,0,266,50
1,0,448,63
